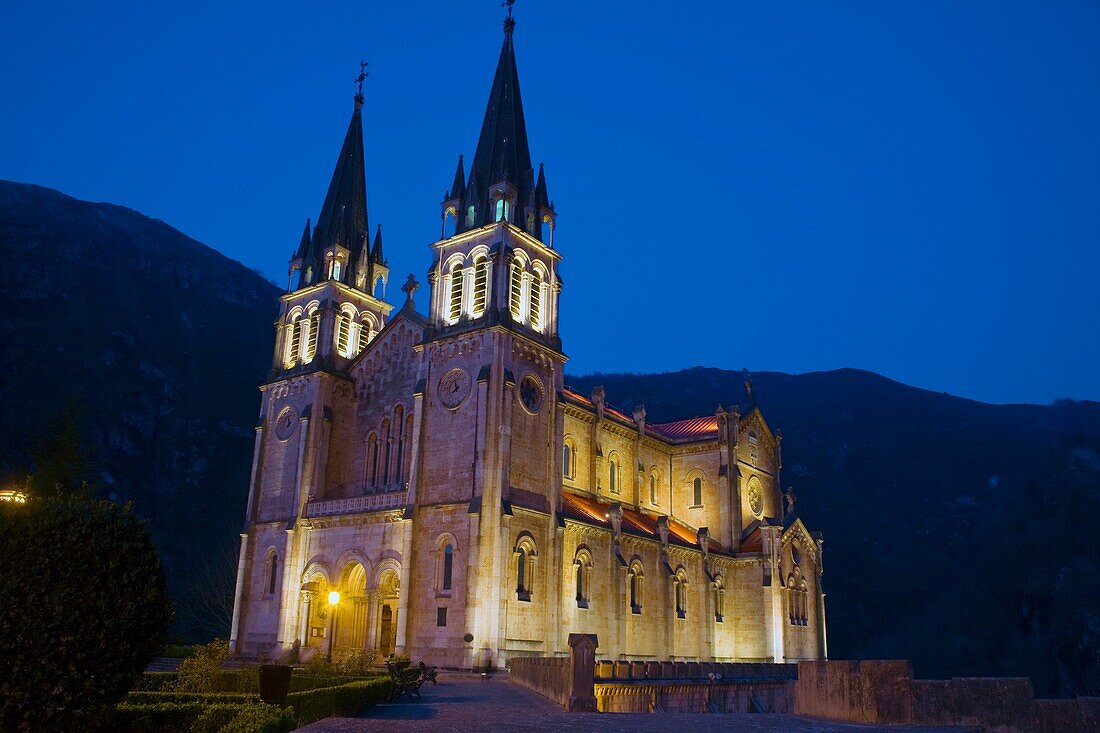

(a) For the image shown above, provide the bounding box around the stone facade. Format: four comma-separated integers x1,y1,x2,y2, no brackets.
229,13,828,670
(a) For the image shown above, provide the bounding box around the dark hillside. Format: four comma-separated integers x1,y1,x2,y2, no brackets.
0,180,280,639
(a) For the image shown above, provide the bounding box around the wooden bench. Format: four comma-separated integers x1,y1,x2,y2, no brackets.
387,662,427,701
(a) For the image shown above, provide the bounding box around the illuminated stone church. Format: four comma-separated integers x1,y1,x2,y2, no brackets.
230,11,828,669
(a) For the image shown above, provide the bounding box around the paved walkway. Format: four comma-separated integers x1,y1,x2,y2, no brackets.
295,672,976,733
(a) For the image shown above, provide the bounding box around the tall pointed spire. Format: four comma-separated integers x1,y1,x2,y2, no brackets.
370,224,385,264
448,154,466,201
303,66,370,287
457,1,535,235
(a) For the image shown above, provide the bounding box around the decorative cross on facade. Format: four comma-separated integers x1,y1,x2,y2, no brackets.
401,273,419,307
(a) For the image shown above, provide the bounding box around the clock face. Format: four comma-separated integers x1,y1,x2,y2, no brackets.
439,368,471,409
519,374,543,414
274,405,298,441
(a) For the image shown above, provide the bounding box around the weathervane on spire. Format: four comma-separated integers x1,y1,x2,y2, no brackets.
502,0,516,32
354,60,369,109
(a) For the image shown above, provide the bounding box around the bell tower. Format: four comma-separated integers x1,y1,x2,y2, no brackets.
406,3,569,667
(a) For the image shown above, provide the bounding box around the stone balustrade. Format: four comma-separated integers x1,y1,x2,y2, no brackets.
303,489,408,517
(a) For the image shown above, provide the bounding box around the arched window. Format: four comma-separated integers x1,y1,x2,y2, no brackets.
574,549,592,609
692,477,703,507
471,255,489,316
442,544,454,591
558,440,576,479
381,419,391,484
608,457,619,494
358,317,375,353
335,308,352,357
509,261,523,319
284,313,302,368
514,536,536,602
650,472,659,505
264,551,278,597
495,197,509,222
713,576,725,622
394,406,406,483
368,433,379,487
787,568,809,626
448,263,464,322
332,260,342,280
529,268,543,331
673,569,688,619
303,306,320,363
628,562,643,614
466,205,476,227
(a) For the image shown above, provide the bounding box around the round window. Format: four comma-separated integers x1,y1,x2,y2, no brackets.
519,374,543,414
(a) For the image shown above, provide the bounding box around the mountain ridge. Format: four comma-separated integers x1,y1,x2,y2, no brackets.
2,180,1096,696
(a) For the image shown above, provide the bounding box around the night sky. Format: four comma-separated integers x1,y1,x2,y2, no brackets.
2,1,1097,405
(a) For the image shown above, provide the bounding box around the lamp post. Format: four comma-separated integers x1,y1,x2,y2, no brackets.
326,590,341,664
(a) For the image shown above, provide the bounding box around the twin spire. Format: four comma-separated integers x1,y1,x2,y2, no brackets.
293,3,552,292
447,5,553,242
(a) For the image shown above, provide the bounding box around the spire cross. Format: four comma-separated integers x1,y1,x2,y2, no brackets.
354,61,369,108
502,0,516,32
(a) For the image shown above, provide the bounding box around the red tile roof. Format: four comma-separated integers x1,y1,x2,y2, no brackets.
560,387,719,444
560,492,721,552
647,415,719,441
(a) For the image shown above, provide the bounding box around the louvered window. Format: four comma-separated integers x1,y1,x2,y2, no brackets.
284,317,301,368
448,266,464,322
472,257,488,315
509,264,523,319
304,314,319,362
529,270,543,330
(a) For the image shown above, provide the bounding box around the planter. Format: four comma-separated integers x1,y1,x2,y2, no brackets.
259,664,293,705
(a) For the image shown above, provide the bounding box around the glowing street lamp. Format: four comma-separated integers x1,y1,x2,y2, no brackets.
0,489,28,505
326,590,341,663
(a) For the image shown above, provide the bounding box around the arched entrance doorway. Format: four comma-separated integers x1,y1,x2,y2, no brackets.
375,568,399,656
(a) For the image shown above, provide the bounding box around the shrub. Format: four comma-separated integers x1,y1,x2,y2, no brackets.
114,701,204,733
176,639,232,693
216,703,296,733
162,643,198,659
387,652,412,670
134,672,180,691
286,678,393,725
0,498,173,731
124,691,258,705
332,647,379,675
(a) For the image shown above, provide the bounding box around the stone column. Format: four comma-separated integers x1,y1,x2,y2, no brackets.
228,532,249,654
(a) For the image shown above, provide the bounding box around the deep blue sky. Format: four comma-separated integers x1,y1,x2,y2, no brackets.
3,1,1098,405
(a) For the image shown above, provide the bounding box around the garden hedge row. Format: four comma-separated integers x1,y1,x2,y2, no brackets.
133,669,381,693
115,700,295,733
286,677,394,725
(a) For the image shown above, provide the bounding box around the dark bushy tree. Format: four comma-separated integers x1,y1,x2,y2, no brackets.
0,498,173,731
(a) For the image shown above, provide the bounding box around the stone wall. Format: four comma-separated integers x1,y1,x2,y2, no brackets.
509,656,571,708
795,660,1100,733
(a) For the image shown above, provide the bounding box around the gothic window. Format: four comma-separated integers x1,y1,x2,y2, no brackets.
335,307,353,357
514,535,536,602
448,263,464,322
368,433,379,487
284,312,302,368
673,570,687,619
381,419,392,484
394,406,405,483
787,569,809,626
466,205,475,227
263,550,278,597
509,261,523,319
303,307,320,363
358,316,375,353
650,471,659,505
471,255,489,316
608,456,619,494
495,197,509,222
332,260,342,280
713,576,725,622
574,549,592,609
692,476,704,507
562,439,575,480
529,268,544,331
443,544,454,591
628,562,644,614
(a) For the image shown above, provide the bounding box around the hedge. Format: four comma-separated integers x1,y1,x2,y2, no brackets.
115,701,294,733
132,670,384,694
286,677,394,726
124,691,259,705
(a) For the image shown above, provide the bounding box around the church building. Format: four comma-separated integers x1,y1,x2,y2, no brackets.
229,10,828,669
